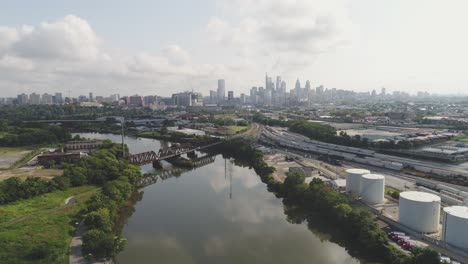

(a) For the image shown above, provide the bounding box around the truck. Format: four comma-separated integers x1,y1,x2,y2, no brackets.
401,239,419,250
388,232,405,240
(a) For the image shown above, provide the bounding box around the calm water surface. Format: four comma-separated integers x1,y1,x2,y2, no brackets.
76,133,359,264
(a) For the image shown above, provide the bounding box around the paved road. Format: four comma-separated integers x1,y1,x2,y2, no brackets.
69,221,89,264
69,221,111,264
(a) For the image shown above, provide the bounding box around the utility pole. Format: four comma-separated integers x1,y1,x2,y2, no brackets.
120,117,125,158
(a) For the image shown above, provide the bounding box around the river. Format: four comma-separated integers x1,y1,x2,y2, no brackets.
76,133,360,264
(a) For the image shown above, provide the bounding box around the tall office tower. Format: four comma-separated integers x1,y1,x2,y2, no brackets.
264,88,272,105
316,85,324,94
276,76,282,92
228,91,234,100
265,73,274,90
305,80,311,90
209,90,218,104
280,81,286,92
294,79,301,99
89,92,94,102
268,77,274,90
109,94,119,102
381,87,386,96
217,79,225,103
29,93,41,105
42,93,53,104
295,79,301,90
54,93,63,104
240,93,246,104
250,87,258,105
17,93,29,105
78,95,88,102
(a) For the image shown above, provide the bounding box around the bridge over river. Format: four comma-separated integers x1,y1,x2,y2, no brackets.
137,154,217,188
127,140,221,168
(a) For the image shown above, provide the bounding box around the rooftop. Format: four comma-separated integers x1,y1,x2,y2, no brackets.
400,191,441,203
444,206,468,219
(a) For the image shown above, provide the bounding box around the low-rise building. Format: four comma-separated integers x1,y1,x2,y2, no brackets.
65,140,104,151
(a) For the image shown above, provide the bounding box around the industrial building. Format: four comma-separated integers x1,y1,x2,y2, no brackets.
360,174,385,204
442,206,468,250
399,191,441,233
65,140,103,151
419,146,468,162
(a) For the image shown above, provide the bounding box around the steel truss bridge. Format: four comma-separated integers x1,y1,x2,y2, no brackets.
137,154,216,188
127,141,221,166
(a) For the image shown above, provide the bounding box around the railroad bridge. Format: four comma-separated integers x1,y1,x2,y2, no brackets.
137,154,216,188
127,141,221,167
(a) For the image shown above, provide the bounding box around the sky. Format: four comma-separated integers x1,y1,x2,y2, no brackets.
0,0,467,97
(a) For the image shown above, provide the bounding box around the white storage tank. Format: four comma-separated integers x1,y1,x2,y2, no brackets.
361,174,385,204
442,206,468,250
345,169,370,194
399,191,441,233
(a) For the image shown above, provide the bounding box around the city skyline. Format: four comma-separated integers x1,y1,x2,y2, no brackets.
1,0,468,97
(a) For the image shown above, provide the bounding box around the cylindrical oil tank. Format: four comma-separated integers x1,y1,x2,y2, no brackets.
345,169,370,194
399,191,441,233
442,206,468,250
361,174,385,204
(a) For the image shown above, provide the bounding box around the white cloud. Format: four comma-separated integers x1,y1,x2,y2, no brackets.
12,15,99,61
0,1,357,97
0,15,223,96
207,0,355,65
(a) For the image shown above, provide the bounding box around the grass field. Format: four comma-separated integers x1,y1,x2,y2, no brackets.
454,134,468,143
226,125,248,133
0,186,99,264
0,147,33,169
0,168,63,182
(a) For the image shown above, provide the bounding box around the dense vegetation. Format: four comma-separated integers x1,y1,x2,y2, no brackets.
0,104,157,121
0,123,71,147
0,140,141,260
217,139,441,264
0,186,98,264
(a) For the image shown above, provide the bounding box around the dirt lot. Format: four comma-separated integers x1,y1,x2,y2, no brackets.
0,167,63,181
264,153,301,182
0,147,32,169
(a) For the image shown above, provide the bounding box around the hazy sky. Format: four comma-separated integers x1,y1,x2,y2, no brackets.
1,0,467,97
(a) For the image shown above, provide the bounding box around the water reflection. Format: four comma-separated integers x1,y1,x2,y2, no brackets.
75,133,359,264
116,157,359,264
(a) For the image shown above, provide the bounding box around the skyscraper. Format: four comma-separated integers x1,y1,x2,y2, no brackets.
295,79,301,90
209,90,218,104
294,79,301,99
29,93,40,105
276,76,282,92
381,87,386,96
17,93,28,105
228,91,234,100
217,79,225,103
89,92,94,102
41,93,53,104
54,93,63,104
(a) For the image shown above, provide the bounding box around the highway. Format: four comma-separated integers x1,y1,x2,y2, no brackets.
260,126,468,179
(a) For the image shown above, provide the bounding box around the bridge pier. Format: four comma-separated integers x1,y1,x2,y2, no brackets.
166,157,194,168
152,160,163,169
187,151,197,159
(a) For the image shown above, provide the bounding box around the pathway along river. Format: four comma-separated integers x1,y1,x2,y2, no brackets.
76,133,360,264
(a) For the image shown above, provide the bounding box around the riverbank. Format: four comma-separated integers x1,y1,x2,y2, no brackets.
0,186,98,263
216,139,441,264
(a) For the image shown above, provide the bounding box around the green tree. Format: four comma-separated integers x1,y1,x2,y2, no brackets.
82,229,115,260
85,208,113,232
